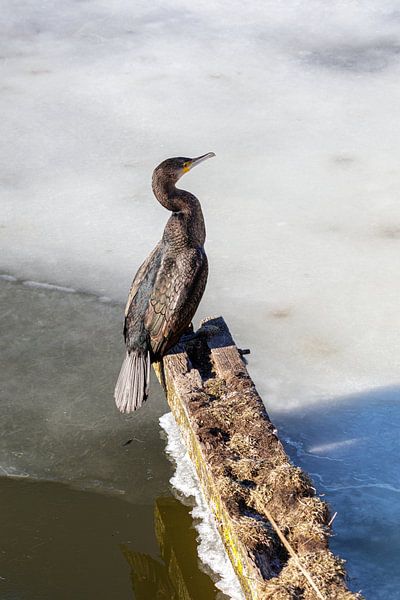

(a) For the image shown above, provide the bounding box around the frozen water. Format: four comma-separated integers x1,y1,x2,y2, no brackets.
274,387,400,599
0,278,171,501
2,1,400,597
2,0,400,402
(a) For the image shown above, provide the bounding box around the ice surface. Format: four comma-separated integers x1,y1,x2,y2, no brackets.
0,279,170,502
160,412,244,600
1,1,400,597
2,0,400,404
274,388,400,599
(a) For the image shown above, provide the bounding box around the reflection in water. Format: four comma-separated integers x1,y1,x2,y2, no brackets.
124,552,175,599
123,497,219,600
0,477,156,600
0,479,220,600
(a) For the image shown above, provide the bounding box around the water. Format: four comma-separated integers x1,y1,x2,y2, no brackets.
0,477,156,600
2,1,400,597
0,477,223,600
0,280,222,599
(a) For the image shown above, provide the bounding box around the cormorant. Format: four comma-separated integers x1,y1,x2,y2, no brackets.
114,152,215,413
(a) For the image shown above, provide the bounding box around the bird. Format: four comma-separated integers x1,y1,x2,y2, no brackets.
114,152,215,413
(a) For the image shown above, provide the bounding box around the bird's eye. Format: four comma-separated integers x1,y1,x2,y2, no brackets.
182,161,191,173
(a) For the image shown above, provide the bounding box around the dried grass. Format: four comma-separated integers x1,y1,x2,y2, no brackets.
164,326,363,599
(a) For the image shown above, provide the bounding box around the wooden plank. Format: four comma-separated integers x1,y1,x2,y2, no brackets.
154,317,362,600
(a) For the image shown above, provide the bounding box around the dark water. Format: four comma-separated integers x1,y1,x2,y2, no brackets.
0,478,218,600
0,279,220,600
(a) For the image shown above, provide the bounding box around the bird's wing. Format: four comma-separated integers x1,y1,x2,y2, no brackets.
124,242,163,317
144,248,208,357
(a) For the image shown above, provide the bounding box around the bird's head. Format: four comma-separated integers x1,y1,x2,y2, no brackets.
153,152,215,185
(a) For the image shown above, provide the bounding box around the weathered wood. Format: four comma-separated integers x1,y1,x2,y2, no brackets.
154,317,361,600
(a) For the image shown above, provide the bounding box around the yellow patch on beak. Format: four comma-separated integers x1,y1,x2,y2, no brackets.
182,162,192,173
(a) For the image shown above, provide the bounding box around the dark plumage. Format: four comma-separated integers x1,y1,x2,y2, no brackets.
114,153,215,413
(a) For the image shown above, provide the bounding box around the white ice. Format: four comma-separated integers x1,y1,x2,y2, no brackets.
2,0,400,402
2,1,400,597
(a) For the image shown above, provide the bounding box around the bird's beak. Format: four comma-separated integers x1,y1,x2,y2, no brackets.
189,152,216,170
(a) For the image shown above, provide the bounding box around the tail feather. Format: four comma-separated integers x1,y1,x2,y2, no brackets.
114,350,150,413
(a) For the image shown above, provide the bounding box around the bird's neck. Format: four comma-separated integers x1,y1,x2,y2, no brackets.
152,176,206,249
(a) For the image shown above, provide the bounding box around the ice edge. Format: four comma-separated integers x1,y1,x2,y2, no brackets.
160,411,245,600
